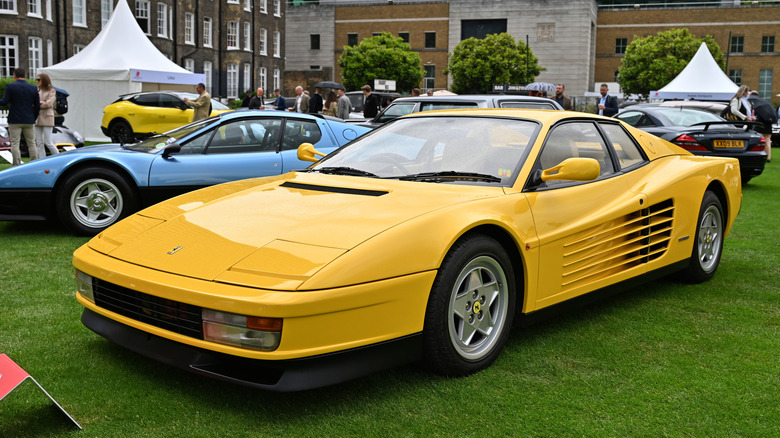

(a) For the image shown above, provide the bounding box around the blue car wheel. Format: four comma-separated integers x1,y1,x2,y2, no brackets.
57,167,138,235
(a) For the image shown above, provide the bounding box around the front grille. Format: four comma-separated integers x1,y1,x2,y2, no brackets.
93,278,204,339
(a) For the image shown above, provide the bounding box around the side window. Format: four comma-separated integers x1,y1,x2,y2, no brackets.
537,122,615,187
159,94,183,109
178,131,212,155
376,102,416,124
132,94,159,107
420,102,479,111
500,101,556,110
636,115,656,127
281,119,322,150
616,111,642,127
205,119,268,154
600,123,646,170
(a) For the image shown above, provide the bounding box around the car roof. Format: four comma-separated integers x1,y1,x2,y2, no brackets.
401,108,604,124
388,94,559,104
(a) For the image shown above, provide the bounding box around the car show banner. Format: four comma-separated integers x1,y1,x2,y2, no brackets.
0,354,81,429
130,68,206,85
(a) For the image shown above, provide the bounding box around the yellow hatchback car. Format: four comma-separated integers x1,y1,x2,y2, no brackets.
101,91,231,142
75,109,742,391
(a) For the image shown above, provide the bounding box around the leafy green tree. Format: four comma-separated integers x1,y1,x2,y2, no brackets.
338,32,424,93
617,28,725,100
446,33,543,94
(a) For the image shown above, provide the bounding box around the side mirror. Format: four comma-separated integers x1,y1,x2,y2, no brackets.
162,142,181,158
540,157,600,182
180,102,189,110
297,142,326,162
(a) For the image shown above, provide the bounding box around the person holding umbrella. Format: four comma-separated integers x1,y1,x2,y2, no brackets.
748,91,777,162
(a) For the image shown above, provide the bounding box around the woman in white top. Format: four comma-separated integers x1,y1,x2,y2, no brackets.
34,73,59,159
728,85,754,121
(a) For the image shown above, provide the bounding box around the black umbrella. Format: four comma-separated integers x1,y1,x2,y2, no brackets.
748,95,778,125
314,81,345,91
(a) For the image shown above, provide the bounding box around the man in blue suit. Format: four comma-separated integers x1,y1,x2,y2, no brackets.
273,88,286,110
0,68,40,165
597,83,619,117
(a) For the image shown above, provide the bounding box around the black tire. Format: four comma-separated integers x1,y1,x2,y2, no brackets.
56,167,138,236
422,234,516,376
678,190,724,283
108,119,133,143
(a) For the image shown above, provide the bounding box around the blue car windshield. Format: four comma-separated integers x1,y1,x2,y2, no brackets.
124,117,216,153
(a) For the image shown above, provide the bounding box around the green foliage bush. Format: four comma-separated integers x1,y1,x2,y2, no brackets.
338,32,425,93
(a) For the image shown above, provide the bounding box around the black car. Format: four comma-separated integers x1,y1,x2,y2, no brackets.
615,105,766,183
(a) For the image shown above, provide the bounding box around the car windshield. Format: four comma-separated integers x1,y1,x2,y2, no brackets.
310,116,539,185
123,118,216,152
657,108,722,126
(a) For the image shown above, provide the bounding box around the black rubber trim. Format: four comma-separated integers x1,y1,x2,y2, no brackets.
281,181,388,197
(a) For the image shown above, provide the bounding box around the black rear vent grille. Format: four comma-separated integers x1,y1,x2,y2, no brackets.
93,278,203,339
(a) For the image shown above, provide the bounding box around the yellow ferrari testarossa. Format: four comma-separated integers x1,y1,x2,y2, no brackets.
73,109,742,391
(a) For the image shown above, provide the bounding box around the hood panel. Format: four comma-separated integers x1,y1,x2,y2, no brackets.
106,173,500,281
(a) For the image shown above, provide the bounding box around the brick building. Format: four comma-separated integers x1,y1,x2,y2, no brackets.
0,0,285,100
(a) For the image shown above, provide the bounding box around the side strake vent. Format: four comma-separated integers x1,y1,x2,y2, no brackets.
561,199,674,289
281,182,388,197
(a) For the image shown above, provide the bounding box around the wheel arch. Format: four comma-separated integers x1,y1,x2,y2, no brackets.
704,179,729,230
51,160,142,217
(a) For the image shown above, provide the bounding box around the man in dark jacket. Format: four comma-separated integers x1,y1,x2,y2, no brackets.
362,85,381,119
0,68,40,165
309,87,324,114
597,83,619,117
272,89,286,110
248,87,265,109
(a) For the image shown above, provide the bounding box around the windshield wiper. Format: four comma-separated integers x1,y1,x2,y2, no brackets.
313,166,379,178
397,171,502,183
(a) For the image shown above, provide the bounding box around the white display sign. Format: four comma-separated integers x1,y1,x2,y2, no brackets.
130,69,205,85
373,79,397,91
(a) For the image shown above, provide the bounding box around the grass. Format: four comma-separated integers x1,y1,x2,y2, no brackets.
0,162,778,437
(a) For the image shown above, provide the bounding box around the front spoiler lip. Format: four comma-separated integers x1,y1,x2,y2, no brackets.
82,308,423,392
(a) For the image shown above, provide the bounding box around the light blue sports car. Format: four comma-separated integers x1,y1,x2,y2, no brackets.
0,111,370,235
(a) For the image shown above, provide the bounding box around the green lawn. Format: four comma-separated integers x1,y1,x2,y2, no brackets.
0,162,777,437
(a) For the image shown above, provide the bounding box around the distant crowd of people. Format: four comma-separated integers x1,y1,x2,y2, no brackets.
0,68,60,166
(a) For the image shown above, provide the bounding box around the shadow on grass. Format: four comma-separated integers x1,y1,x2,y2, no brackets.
0,394,80,436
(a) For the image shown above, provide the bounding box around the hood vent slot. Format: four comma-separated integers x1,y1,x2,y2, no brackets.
281,182,388,197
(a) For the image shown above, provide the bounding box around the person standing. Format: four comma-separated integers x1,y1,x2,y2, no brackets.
336,88,352,119
747,91,776,162
411,88,421,97
554,84,573,111
292,85,310,113
322,91,338,116
362,84,380,119
0,68,40,165
728,85,754,122
309,87,324,114
248,87,265,109
272,89,286,110
35,73,58,159
597,83,618,117
183,83,211,122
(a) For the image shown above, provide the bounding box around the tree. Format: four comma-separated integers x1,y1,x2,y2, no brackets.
338,32,425,93
446,33,544,94
617,28,725,100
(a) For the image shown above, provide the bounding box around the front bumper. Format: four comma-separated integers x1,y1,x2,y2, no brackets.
82,308,423,391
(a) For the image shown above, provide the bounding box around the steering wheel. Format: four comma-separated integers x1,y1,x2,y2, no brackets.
373,153,409,174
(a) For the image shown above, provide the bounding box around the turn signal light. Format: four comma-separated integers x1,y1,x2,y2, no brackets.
749,138,766,151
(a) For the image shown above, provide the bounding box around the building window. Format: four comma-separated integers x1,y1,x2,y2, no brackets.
761,36,775,53
244,63,251,90
203,17,213,47
227,0,238,3
614,70,619,82
423,65,434,91
0,1,16,12
184,58,194,72
244,0,251,11
273,31,280,58
203,60,213,94
227,21,238,49
27,36,41,75
273,0,280,17
424,32,436,49
347,33,358,46
73,44,84,54
227,63,239,98
101,0,112,27
259,28,267,55
157,3,168,38
259,67,267,92
372,32,381,37
615,38,627,54
46,0,51,20
0,35,17,77
259,0,267,14
399,32,409,43
758,69,773,99
73,0,85,26
310,65,319,70
244,22,251,51
27,0,40,17
310,34,320,50
729,69,742,85
273,68,280,91
184,12,194,44
730,36,744,53
46,38,51,65
135,1,150,34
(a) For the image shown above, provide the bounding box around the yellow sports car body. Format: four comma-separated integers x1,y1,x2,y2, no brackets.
74,109,742,391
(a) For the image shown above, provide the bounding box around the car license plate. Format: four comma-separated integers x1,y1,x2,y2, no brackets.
714,139,744,148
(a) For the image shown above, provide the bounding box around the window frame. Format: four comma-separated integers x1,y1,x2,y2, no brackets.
72,0,86,27
156,2,168,38
0,34,18,77
227,21,239,50
203,17,213,48
135,0,150,35
184,12,194,45
27,36,41,76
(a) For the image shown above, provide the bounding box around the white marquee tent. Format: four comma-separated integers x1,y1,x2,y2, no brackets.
649,43,738,101
39,0,204,141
